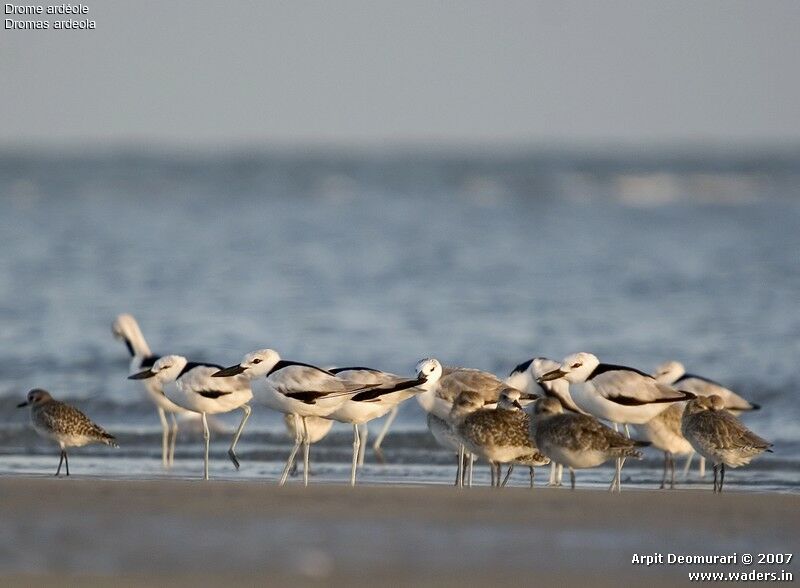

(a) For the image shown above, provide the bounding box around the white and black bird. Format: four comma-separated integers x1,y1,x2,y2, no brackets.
327,364,434,486
112,313,187,467
18,389,118,476
130,355,253,480
212,349,392,486
681,395,772,493
539,352,693,491
653,361,759,414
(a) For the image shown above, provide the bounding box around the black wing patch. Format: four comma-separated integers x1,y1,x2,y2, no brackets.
140,355,161,369
178,362,225,378
608,390,693,406
283,391,330,404
588,363,652,380
330,366,382,374
509,358,534,376
676,373,725,387
268,360,334,377
197,390,233,399
350,379,422,402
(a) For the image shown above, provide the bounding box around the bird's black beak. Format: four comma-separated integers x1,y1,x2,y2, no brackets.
415,372,428,383
513,400,523,410
213,365,246,377
17,401,28,408
519,391,540,402
538,369,566,383
128,369,156,380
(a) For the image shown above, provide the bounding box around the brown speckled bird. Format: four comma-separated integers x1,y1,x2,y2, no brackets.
681,395,771,493
452,389,548,488
18,389,118,476
531,397,649,490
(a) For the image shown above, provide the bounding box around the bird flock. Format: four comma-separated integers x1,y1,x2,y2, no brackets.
17,313,772,493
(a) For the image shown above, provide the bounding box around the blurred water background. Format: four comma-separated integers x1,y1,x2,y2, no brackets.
0,148,798,490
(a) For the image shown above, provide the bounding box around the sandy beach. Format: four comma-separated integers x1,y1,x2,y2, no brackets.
1,477,796,586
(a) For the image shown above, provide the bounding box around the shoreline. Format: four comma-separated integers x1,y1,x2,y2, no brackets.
1,477,797,586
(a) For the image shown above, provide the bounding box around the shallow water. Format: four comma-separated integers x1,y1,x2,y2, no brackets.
0,150,798,490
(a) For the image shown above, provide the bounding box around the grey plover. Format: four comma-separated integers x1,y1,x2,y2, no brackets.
452,389,548,488
531,397,649,490
213,350,435,486
539,352,692,491
634,402,693,489
130,355,253,480
112,313,187,468
18,389,118,476
681,395,772,493
654,360,761,479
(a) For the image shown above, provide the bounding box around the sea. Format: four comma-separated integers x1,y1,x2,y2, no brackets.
1,147,798,491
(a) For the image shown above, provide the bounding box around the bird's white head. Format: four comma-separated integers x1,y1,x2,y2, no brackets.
128,354,187,382
652,360,685,384
213,349,281,379
17,388,53,408
112,313,151,358
539,352,599,384
414,358,443,389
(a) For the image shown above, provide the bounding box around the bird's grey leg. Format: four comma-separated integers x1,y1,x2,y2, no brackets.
372,406,397,464
64,451,69,476
495,463,503,488
712,464,718,493
719,463,725,493
660,452,668,489
669,453,676,489
570,467,576,490
609,456,622,493
501,464,514,487
699,456,706,479
227,404,252,470
467,454,474,488
302,416,311,487
279,414,302,486
609,423,620,492
457,444,465,488
55,449,65,476
529,466,535,489
356,423,368,468
157,407,169,468
682,451,694,479
490,461,496,487
168,412,179,467
201,412,210,481
350,424,360,487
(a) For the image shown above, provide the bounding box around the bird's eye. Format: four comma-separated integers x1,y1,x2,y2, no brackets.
252,359,262,364
571,363,582,368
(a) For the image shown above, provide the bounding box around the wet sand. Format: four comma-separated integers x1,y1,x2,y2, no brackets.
1,477,797,586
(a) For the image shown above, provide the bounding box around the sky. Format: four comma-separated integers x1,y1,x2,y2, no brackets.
1,1,799,149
